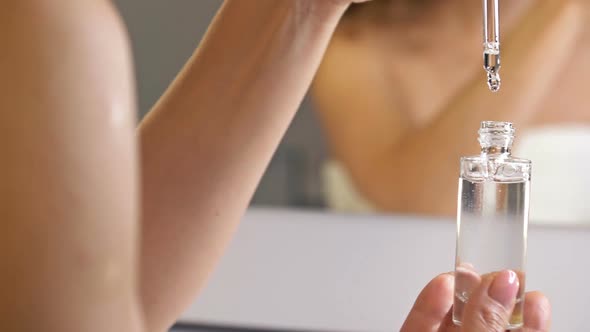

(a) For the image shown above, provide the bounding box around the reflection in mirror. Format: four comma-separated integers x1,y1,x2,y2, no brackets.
311,0,590,224
117,0,590,225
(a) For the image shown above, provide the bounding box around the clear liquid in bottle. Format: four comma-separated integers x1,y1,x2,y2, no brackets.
453,121,531,330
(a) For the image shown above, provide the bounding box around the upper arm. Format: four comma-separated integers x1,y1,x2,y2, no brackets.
0,2,141,331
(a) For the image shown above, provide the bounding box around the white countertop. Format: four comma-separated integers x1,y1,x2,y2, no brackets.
179,208,590,331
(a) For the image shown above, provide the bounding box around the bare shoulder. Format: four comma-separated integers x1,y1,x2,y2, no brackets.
532,0,590,124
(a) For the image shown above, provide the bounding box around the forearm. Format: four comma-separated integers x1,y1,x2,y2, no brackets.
137,1,348,330
364,0,582,214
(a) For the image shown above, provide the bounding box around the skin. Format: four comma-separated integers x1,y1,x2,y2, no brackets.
0,0,550,331
312,0,587,215
1,1,142,331
401,272,551,332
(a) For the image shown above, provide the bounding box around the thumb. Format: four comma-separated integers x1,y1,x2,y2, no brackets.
461,270,520,332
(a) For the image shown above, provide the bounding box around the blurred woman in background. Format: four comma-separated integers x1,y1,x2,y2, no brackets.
312,0,590,223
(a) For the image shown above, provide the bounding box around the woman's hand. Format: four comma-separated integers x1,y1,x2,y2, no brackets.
401,271,551,332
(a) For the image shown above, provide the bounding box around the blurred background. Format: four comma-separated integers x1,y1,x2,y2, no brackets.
114,0,590,223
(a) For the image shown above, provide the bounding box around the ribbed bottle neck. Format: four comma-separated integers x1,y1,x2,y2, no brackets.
478,121,514,156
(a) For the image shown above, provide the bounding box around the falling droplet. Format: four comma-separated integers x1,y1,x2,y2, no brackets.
487,72,501,92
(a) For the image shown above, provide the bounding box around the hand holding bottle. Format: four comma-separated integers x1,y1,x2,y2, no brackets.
400,272,551,332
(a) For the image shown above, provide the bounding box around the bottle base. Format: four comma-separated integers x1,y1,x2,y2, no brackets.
452,317,524,330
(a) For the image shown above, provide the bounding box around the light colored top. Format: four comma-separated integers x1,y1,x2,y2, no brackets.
323,126,590,224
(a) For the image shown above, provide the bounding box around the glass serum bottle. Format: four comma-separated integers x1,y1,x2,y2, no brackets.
453,121,531,330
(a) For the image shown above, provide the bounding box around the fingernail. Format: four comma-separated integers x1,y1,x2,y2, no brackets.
488,270,519,309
